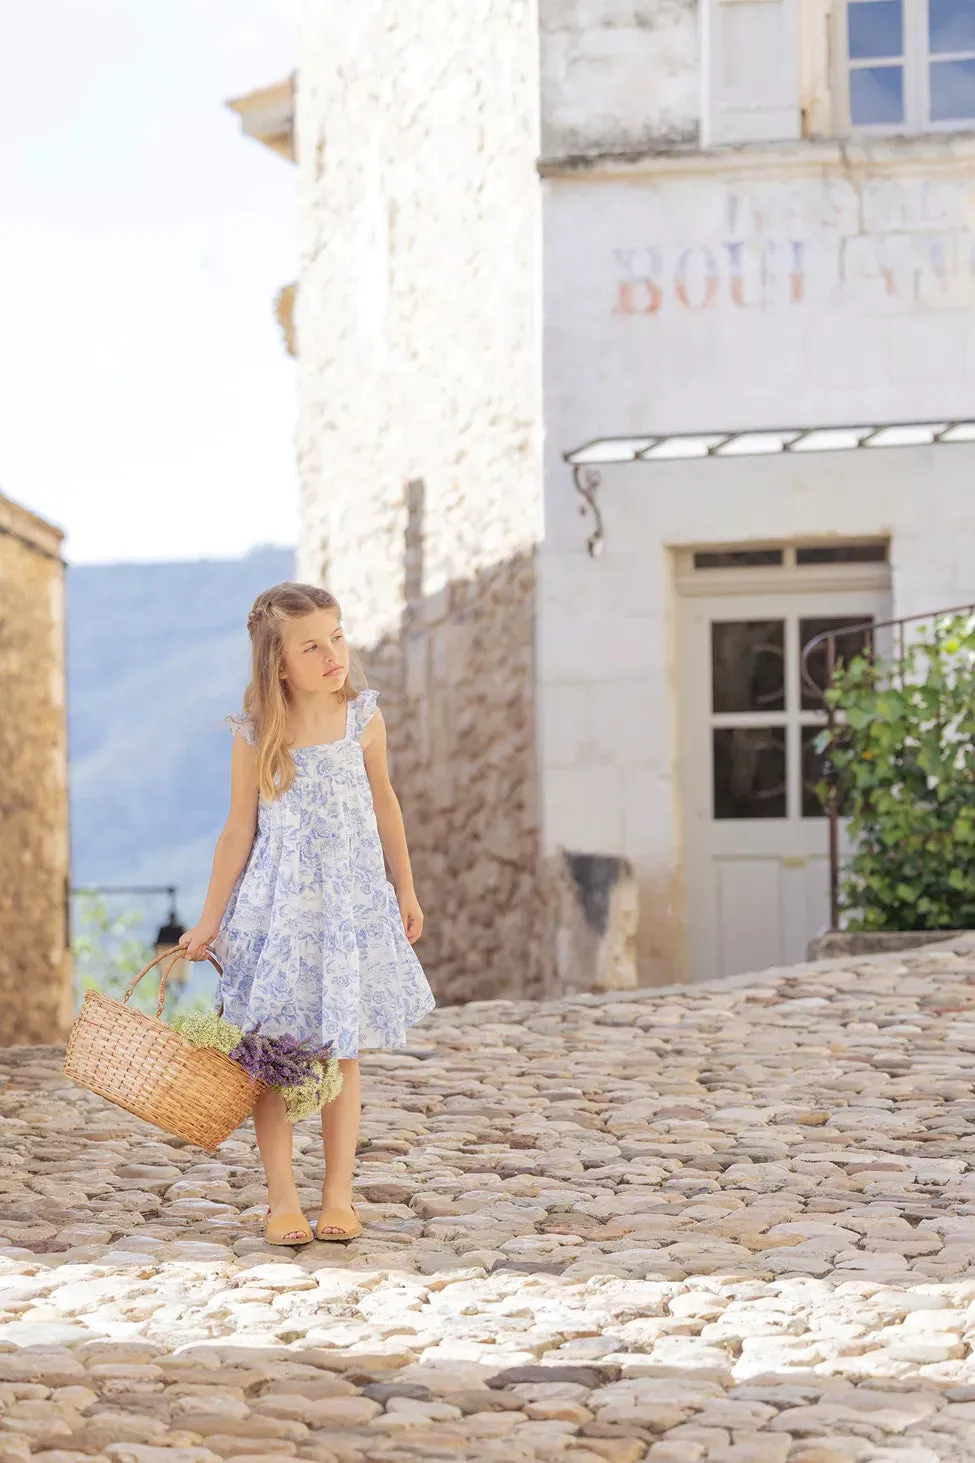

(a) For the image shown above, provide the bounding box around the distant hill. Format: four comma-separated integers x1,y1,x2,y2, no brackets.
68,546,295,940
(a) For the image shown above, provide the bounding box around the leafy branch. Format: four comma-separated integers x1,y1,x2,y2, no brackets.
817,613,975,931
72,893,207,1018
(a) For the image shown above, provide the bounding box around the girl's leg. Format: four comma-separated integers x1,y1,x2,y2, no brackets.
252,1088,307,1241
319,1058,361,1232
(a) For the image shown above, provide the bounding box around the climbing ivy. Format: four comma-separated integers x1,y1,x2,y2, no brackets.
817,613,975,931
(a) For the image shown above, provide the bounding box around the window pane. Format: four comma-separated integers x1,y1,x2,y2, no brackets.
930,0,975,54
694,549,784,569
800,616,875,711
848,0,903,58
712,621,786,714
850,64,905,123
931,58,975,119
802,727,851,818
713,728,787,820
795,543,888,565
802,727,829,818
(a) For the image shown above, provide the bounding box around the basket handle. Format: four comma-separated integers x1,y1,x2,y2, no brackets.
123,946,224,1022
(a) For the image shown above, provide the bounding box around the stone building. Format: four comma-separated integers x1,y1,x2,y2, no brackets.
0,493,70,1044
235,0,975,999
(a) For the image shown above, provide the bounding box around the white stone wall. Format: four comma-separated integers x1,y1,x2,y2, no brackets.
540,443,975,985
295,0,545,1001
541,141,975,984
296,0,542,636
539,0,698,159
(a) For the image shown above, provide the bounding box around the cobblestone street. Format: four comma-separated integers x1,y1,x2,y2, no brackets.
5,940,975,1462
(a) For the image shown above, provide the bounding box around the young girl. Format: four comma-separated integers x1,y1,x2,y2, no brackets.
179,582,435,1245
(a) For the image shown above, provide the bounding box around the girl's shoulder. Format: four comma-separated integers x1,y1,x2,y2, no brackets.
350,688,379,741
225,712,257,746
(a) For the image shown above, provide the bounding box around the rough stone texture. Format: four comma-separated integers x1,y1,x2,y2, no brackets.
363,549,544,1005
0,494,70,1045
539,0,699,160
295,2,544,1003
7,938,975,1459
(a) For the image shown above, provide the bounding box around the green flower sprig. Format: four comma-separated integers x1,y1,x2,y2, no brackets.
173,1009,342,1122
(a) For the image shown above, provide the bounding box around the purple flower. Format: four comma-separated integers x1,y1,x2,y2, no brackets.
228,1026,335,1090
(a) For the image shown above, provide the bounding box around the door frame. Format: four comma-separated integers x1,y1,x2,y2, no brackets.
674,544,892,982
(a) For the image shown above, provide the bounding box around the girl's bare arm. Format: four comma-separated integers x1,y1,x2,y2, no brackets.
180,735,260,959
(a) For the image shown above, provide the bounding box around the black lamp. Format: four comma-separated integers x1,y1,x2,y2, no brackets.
154,890,188,987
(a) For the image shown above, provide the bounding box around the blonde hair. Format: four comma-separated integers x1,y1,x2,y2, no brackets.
242,582,362,801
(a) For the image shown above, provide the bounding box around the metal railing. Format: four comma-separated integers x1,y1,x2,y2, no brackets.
800,602,975,932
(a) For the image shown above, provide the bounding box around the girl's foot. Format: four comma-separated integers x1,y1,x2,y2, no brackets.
264,1193,313,1245
317,1189,363,1242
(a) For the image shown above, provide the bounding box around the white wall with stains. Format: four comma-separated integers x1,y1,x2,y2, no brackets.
543,146,975,444
540,0,699,158
539,139,975,982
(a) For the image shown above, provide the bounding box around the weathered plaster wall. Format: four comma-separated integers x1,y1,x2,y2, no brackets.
0,497,70,1045
540,444,975,982
296,0,546,1002
540,0,699,160
541,142,975,985
544,144,975,442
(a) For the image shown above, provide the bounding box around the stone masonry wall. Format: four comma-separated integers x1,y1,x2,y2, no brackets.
363,546,543,1005
0,495,70,1044
295,1,545,1002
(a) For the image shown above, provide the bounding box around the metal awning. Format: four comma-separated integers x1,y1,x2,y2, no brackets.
564,419,975,556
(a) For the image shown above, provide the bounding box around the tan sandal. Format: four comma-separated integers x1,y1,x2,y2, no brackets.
315,1204,363,1242
262,1207,313,1246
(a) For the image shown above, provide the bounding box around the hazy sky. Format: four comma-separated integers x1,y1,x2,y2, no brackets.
0,0,300,565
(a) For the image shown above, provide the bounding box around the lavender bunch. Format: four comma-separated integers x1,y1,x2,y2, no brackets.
228,1027,335,1090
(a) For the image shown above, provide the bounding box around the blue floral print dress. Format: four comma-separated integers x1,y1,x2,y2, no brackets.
214,690,435,1059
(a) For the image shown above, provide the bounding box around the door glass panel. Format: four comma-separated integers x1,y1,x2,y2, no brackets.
802,726,852,818
695,549,784,569
800,616,875,710
802,727,828,818
712,620,785,713
796,543,887,564
713,727,787,819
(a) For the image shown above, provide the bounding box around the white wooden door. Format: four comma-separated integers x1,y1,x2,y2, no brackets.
679,581,892,981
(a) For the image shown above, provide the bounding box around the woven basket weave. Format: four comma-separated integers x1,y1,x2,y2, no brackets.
63,947,263,1152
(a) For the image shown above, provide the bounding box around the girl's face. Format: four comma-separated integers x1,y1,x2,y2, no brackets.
280,609,350,695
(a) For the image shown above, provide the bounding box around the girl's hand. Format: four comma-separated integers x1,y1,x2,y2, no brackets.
398,889,423,945
179,922,220,961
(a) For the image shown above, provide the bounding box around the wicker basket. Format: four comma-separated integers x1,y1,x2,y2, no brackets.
63,947,263,1152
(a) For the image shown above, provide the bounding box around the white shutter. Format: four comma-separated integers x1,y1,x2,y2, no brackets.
702,0,801,146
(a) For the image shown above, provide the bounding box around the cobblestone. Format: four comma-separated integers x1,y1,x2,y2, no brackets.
5,939,975,1458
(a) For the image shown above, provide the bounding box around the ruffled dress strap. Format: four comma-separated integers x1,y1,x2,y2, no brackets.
351,689,379,741
225,712,257,746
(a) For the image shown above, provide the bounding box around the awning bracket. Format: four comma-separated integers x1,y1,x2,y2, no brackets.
572,465,604,558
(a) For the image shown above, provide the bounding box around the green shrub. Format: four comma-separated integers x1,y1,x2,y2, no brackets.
817,613,975,932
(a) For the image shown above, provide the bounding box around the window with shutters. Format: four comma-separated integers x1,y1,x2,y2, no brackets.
844,0,975,130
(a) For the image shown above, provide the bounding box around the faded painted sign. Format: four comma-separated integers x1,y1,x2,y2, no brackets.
613,177,975,316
